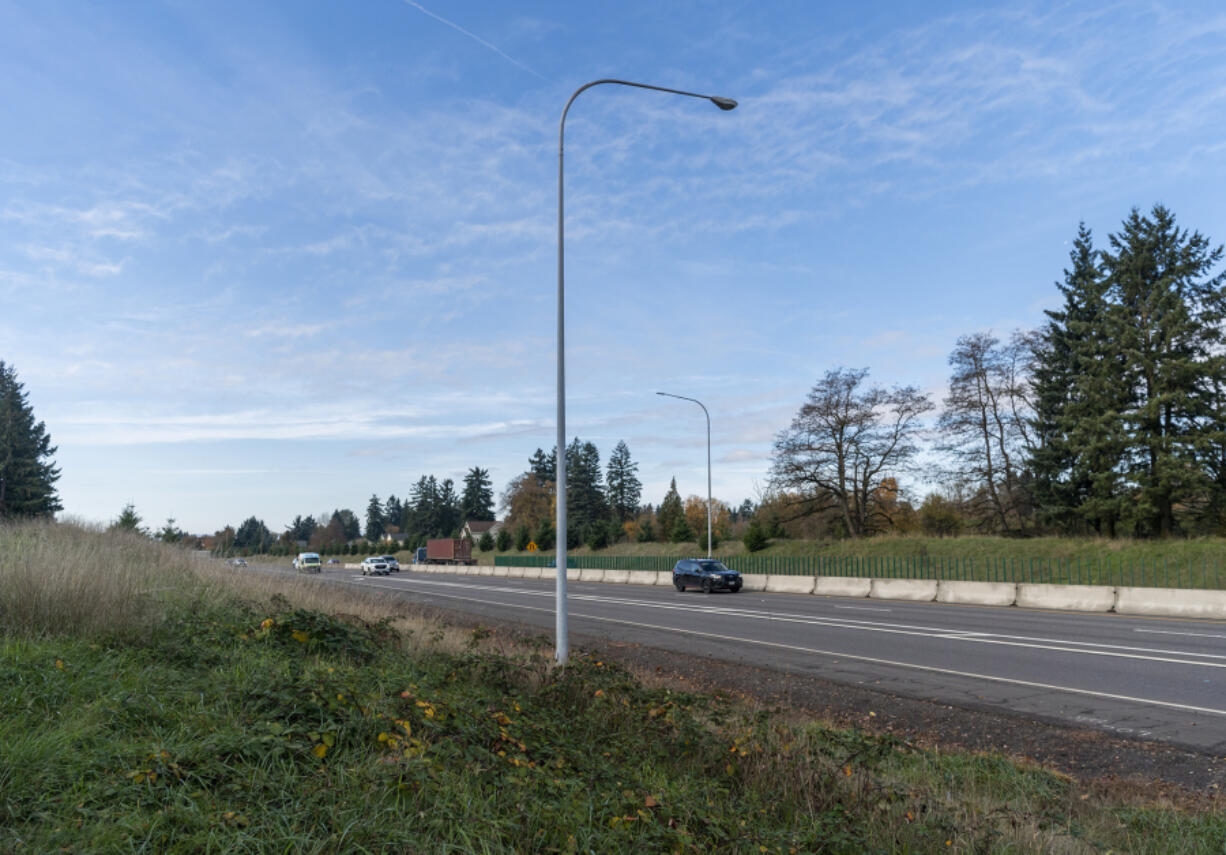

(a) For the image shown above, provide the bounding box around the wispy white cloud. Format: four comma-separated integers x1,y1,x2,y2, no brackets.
402,1,550,82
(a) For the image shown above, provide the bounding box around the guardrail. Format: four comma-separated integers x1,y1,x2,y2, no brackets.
493,553,1224,589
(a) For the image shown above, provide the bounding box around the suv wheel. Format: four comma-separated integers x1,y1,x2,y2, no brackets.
702,578,714,594
673,578,685,592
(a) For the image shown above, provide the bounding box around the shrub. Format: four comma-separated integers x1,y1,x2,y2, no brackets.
742,518,769,552
513,524,531,551
533,520,556,551
670,516,693,543
584,523,609,550
495,527,512,551
478,531,495,552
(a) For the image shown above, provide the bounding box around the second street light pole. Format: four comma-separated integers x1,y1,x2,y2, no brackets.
556,79,736,665
657,392,713,558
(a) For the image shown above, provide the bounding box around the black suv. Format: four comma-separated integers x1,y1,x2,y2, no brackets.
672,559,742,593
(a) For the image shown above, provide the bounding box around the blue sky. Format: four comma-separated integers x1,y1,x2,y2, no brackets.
3,0,1225,534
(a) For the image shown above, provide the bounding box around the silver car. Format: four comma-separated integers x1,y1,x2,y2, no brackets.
380,555,401,572
360,556,390,576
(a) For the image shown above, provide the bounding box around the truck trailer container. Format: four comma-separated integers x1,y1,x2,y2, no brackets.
424,538,475,565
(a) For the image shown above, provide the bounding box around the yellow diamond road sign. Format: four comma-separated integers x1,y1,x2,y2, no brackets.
526,541,538,552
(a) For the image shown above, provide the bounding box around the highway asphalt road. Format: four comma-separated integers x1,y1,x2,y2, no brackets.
261,565,1226,753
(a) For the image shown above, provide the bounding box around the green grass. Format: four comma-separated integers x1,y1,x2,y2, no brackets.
6,598,1225,853
4,520,1223,853
475,533,1226,563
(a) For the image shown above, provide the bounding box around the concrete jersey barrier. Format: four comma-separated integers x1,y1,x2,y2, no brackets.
1114,586,1226,619
765,574,816,594
813,576,871,598
740,573,769,592
870,578,938,602
936,580,1018,607
1016,583,1115,612
625,571,657,586
482,564,1223,618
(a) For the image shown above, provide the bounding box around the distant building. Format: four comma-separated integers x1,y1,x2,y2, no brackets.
380,531,413,545
460,519,502,541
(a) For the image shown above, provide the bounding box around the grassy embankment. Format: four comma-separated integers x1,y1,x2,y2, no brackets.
4,520,1222,853
472,534,1226,560
277,535,1226,566
464,535,1226,587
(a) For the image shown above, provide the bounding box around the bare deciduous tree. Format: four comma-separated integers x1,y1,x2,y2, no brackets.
936,332,1035,533
771,367,932,538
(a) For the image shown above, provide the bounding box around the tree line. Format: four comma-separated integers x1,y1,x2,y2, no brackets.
770,204,1226,540
498,438,761,552
203,467,498,556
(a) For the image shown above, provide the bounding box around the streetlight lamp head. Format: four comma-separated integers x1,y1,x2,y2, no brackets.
710,96,738,111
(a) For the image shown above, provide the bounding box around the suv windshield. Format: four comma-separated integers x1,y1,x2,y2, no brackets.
696,561,731,573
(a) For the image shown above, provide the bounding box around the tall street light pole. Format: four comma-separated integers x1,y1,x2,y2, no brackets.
556,79,736,665
656,392,713,558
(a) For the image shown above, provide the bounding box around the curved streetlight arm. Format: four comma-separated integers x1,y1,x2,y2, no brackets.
556,80,736,665
656,391,713,558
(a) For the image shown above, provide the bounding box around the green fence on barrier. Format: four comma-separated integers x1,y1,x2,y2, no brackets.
492,553,1225,589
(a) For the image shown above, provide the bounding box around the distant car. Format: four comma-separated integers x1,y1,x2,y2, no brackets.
361,556,390,576
226,558,248,568
380,555,401,572
326,558,341,565
672,558,742,594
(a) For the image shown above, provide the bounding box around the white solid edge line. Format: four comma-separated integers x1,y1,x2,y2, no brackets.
356,580,1226,718
1135,628,1226,639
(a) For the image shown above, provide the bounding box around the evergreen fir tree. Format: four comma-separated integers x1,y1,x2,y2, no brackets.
605,440,643,521
669,514,693,543
437,478,461,535
383,495,403,530
514,523,531,551
742,517,768,552
1029,224,1130,535
1102,205,1226,536
364,493,385,540
565,438,607,534
460,467,495,521
110,502,145,534
657,478,683,541
0,361,61,518
528,448,556,486
532,518,555,550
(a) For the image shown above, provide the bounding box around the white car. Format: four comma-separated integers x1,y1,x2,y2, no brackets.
361,556,390,576
380,555,401,572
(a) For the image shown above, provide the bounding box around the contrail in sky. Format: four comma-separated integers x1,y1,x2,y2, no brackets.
403,0,550,82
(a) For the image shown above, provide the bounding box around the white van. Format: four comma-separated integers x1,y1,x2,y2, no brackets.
293,552,322,573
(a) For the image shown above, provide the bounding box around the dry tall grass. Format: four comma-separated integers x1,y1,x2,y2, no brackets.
0,518,205,640
1,518,533,659
196,560,535,660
